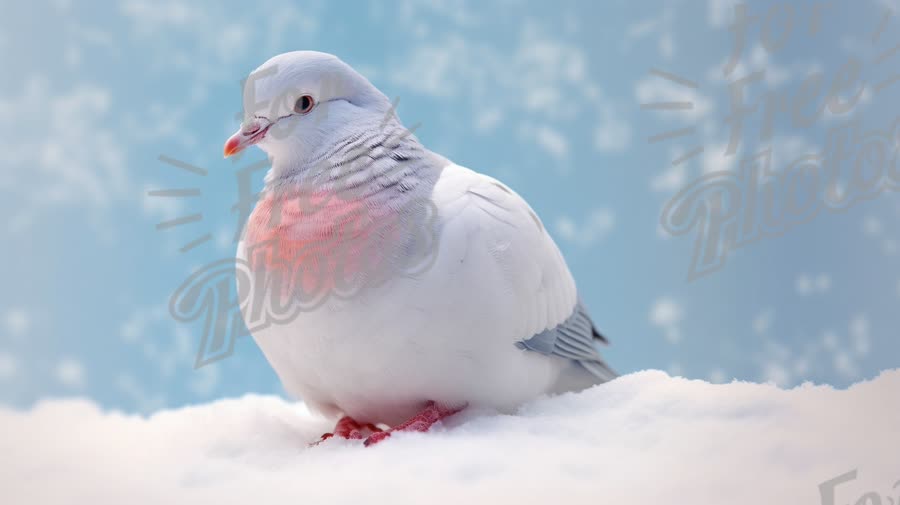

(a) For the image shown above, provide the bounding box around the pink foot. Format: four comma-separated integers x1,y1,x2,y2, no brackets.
311,416,383,446
363,401,465,447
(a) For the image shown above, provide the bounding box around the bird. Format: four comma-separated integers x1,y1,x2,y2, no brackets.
224,51,617,446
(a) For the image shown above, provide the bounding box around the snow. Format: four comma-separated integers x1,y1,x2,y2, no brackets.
1,370,898,505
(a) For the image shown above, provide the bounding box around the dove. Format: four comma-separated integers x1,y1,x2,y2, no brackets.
225,51,616,446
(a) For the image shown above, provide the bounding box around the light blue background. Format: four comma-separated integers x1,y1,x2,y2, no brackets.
1,0,897,412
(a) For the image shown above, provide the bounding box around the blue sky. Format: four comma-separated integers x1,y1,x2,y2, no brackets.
0,0,898,413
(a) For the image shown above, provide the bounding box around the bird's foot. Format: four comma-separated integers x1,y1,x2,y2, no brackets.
311,416,383,447
363,401,465,447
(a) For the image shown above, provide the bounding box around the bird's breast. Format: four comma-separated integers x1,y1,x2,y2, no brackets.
242,189,404,302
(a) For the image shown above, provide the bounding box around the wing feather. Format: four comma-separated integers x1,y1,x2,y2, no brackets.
433,164,615,383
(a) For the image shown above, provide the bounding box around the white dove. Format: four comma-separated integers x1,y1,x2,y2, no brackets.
225,51,616,446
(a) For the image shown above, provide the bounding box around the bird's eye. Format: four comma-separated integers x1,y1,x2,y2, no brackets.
294,95,315,114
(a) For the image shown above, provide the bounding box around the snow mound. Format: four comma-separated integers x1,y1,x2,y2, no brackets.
1,370,898,505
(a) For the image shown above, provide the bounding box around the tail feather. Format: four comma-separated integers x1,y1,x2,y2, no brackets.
579,359,618,383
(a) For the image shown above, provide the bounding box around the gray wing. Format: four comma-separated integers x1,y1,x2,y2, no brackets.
515,300,617,383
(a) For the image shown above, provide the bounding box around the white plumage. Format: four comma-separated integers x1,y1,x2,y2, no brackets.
227,51,614,433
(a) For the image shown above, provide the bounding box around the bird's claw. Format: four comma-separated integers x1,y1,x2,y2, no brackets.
363,431,391,447
362,401,465,447
308,432,334,447
310,416,381,447
313,403,465,447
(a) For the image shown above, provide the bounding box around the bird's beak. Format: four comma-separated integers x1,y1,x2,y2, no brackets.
223,119,271,158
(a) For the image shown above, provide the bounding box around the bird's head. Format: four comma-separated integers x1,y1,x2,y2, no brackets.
224,51,393,166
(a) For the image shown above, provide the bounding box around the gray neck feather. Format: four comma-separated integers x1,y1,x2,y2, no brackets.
259,118,447,289
266,118,446,212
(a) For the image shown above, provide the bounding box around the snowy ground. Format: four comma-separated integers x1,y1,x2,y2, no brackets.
1,370,898,505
